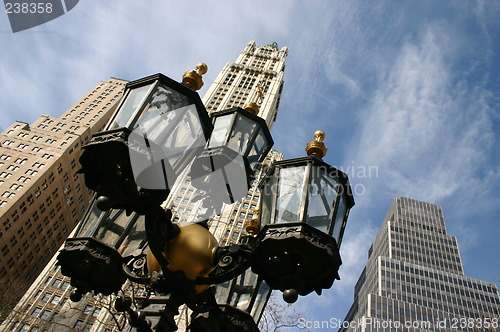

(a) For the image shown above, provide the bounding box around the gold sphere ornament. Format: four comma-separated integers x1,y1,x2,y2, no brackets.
195,63,208,75
146,222,219,294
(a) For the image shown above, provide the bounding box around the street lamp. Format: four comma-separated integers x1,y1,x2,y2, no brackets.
187,106,273,218
58,67,213,301
79,69,212,215
251,131,355,303
57,68,355,332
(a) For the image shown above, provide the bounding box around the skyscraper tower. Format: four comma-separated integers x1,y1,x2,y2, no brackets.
340,196,500,332
203,40,286,129
0,78,127,319
2,41,287,332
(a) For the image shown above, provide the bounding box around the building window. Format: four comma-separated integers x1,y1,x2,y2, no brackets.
42,292,51,302
40,309,50,319
51,295,61,304
74,320,84,329
25,169,38,176
31,307,42,317
2,191,15,198
10,184,23,191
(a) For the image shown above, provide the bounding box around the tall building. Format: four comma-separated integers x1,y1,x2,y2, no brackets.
2,40,287,332
166,40,287,223
202,40,286,128
340,196,500,332
0,78,127,318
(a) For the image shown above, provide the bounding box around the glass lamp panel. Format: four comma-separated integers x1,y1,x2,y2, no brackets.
227,114,258,156
275,166,306,223
130,97,206,190
305,166,338,233
110,83,154,129
246,127,267,167
260,170,276,228
332,193,346,244
230,271,259,311
215,280,231,305
208,114,234,148
119,215,146,256
132,84,193,129
250,279,271,321
92,209,132,249
76,201,104,237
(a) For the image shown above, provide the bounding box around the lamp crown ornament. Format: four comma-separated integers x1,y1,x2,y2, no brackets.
305,130,327,159
182,62,208,91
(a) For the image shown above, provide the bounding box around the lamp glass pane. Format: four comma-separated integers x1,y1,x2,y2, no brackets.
110,83,153,129
119,215,146,256
260,169,276,227
275,166,306,223
77,201,104,237
250,278,271,321
128,84,206,190
92,209,131,248
305,166,338,233
215,280,231,305
230,271,258,311
208,114,233,148
247,127,266,167
227,114,257,155
132,84,192,129
332,194,346,243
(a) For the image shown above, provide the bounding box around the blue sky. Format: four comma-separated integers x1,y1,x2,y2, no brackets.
1,0,500,329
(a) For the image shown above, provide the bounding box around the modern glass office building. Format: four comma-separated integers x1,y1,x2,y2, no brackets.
340,196,500,332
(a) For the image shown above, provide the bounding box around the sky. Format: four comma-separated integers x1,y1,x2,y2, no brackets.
1,0,500,329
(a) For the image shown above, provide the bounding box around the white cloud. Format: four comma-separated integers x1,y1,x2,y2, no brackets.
348,23,495,207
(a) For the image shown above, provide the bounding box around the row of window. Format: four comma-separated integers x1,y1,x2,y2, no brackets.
380,259,493,293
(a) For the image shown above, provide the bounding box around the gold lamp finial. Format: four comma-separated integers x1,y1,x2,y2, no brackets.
305,130,328,159
182,63,208,91
244,101,260,115
245,207,260,236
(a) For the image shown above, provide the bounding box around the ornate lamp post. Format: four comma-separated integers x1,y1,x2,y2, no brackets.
58,67,214,303
57,66,354,332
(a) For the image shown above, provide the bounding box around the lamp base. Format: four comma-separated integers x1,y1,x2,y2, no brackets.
57,237,126,297
251,223,342,299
